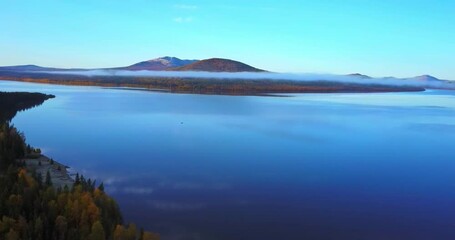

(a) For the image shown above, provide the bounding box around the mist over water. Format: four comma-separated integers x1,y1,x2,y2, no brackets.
44,70,455,89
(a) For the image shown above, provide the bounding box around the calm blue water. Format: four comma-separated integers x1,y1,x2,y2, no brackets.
3,80,455,240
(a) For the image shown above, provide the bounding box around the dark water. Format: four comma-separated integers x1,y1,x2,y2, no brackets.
3,80,455,240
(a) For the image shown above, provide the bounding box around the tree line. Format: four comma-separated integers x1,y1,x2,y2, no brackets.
0,70,424,96
0,92,55,122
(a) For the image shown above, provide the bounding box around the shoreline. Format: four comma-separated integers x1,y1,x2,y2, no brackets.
0,91,161,239
22,154,74,188
0,74,426,96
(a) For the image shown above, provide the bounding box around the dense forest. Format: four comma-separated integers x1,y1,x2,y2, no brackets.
0,92,159,239
0,70,424,95
0,92,55,122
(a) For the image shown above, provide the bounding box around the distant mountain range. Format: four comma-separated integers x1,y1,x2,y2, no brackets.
0,57,448,82
0,57,264,73
0,65,59,72
348,73,447,82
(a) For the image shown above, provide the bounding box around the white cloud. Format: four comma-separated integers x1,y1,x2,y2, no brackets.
173,17,193,23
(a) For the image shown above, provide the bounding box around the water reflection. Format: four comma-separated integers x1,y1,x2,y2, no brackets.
2,80,455,240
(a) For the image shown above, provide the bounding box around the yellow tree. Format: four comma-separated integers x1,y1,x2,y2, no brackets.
142,231,160,240
89,221,106,240
113,225,127,240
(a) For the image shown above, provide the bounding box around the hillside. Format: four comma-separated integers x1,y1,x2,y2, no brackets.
122,57,198,71
0,65,58,72
411,75,442,82
171,58,265,72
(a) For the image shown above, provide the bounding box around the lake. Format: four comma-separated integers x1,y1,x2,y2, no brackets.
2,80,455,240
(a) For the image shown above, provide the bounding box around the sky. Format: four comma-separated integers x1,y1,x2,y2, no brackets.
1,0,454,79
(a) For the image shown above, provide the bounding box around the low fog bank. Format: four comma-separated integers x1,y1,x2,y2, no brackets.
43,70,455,89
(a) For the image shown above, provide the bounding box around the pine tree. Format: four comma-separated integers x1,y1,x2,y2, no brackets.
45,170,52,186
34,217,44,240
55,215,68,240
75,173,80,185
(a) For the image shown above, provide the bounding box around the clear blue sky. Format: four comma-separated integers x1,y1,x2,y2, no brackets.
1,0,454,79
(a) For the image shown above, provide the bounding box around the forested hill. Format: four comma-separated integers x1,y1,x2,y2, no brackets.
0,92,159,239
0,92,55,122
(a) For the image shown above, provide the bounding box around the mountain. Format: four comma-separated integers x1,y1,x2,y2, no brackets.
0,65,58,72
171,58,265,72
0,57,265,73
0,65,90,72
411,75,441,82
347,73,372,79
122,57,198,71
